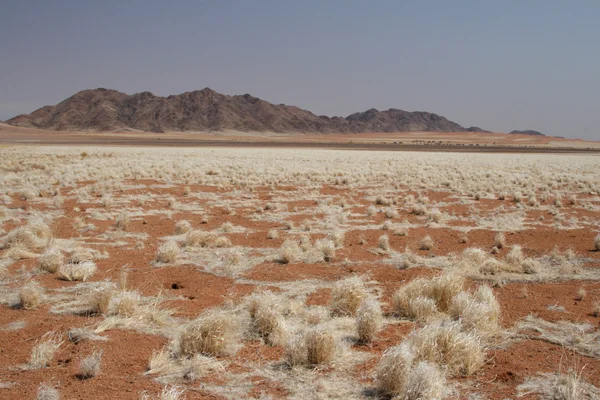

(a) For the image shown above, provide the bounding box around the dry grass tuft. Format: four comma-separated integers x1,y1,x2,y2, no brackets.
330,276,368,317
448,285,501,337
278,240,302,264
286,327,340,367
175,220,192,235
19,281,44,309
356,298,383,343
378,234,390,252
247,292,288,345
57,261,97,281
406,319,486,376
494,232,506,249
594,234,600,251
419,235,434,251
78,350,103,379
393,273,465,320
376,344,448,399
28,333,62,369
266,229,279,239
177,311,241,357
38,248,63,273
517,370,600,399
156,241,180,264
36,384,60,400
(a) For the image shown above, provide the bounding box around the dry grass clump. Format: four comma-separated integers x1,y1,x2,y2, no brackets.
19,281,44,309
406,320,487,376
494,232,506,249
447,285,501,337
575,287,586,301
517,370,600,399
356,298,383,343
378,234,390,252
2,221,52,252
57,261,97,281
286,327,340,367
87,288,114,315
78,350,103,379
330,276,368,317
114,212,130,230
156,241,180,263
594,234,600,251
246,291,288,345
592,301,600,317
183,230,230,248
28,333,62,369
278,240,302,264
146,347,224,383
36,384,60,400
175,220,192,235
393,273,465,321
177,310,241,357
376,343,448,400
68,246,95,264
454,247,541,277
419,235,434,250
315,238,336,261
266,229,279,239
38,248,63,273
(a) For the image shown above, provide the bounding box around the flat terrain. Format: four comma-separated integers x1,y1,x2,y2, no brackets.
1,146,600,399
1,123,599,152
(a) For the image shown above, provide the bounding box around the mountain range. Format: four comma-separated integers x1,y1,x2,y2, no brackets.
6,88,489,134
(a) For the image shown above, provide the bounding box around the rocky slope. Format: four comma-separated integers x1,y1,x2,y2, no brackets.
7,88,471,133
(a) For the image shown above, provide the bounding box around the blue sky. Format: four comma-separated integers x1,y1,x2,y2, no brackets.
1,0,599,139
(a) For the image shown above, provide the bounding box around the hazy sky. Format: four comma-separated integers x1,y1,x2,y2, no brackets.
2,1,599,139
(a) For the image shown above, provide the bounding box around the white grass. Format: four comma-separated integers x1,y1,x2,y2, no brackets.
57,261,97,281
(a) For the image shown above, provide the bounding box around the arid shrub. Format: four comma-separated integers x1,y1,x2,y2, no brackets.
406,320,486,376
28,333,62,369
38,248,63,273
36,384,60,400
174,220,192,235
19,281,44,309
114,212,130,230
57,261,97,281
330,276,368,317
278,240,301,264
356,298,383,343
156,241,180,263
494,232,506,249
419,235,434,250
177,311,241,357
315,238,336,262
594,234,600,251
286,327,339,366
448,285,501,337
266,229,279,239
78,351,103,379
247,292,287,346
378,235,390,251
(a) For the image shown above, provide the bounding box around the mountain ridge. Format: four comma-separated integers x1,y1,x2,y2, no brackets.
7,88,473,133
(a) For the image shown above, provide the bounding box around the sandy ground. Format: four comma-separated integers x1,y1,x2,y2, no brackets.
1,146,600,399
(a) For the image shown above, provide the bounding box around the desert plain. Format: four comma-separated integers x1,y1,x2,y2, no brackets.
1,136,600,399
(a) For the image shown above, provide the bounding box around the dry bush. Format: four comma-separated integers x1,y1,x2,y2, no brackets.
114,212,130,230
393,273,465,320
448,285,501,337
69,247,94,264
36,384,60,400
595,234,600,251
87,288,113,315
183,230,230,248
247,292,288,345
592,301,600,317
315,238,336,262
19,281,44,309
517,370,600,399
576,287,586,301
57,261,97,281
78,350,103,379
177,311,241,357
376,344,448,400
146,348,224,383
330,276,368,317
156,241,180,263
286,327,340,367
406,320,486,376
378,235,390,252
328,230,345,248
38,248,63,273
28,333,62,369
175,220,192,235
278,240,301,264
494,232,506,249
419,235,434,250
266,229,279,239
220,222,234,233
356,298,383,343
2,222,51,252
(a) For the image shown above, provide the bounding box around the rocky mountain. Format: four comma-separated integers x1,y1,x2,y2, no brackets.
6,88,473,133
510,129,545,136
